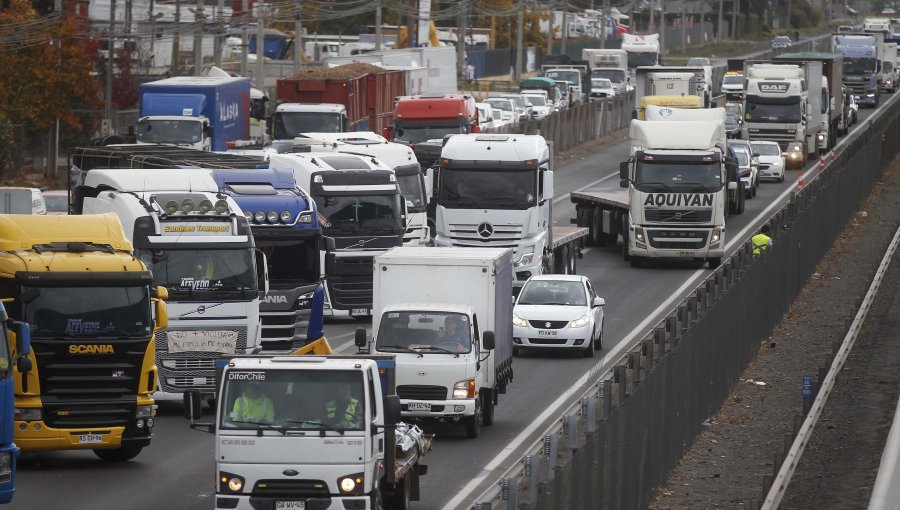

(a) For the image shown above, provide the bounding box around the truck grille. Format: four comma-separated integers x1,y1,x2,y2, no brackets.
746,128,797,143
397,385,448,400
327,275,373,309
155,326,247,392
251,479,330,498
647,230,709,250
528,320,569,329
32,337,150,428
644,209,712,223
260,309,310,351
447,222,523,248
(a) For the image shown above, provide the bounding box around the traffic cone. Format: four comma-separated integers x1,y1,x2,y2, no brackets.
819,155,825,170
830,149,836,161
797,171,804,190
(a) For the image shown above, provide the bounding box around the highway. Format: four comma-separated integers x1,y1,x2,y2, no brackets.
8,106,880,510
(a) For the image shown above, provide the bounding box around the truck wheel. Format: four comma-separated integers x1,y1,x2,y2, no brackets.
708,257,722,269
569,250,577,274
629,256,644,268
93,444,144,462
464,400,481,439
592,208,605,247
513,346,521,357
482,391,495,426
390,475,411,510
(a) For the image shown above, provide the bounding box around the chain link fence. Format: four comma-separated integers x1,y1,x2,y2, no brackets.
474,92,900,510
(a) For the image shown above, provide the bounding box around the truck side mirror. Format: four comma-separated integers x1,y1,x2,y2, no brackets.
384,395,402,426
354,328,367,348
204,124,213,137
482,331,495,351
325,252,336,275
184,390,203,421
13,321,30,358
255,249,270,296
382,126,392,140
342,114,349,133
619,161,629,187
541,170,554,201
155,296,168,330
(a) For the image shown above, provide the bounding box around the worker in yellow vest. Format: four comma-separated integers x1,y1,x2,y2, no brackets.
325,383,362,428
752,225,773,256
231,382,275,424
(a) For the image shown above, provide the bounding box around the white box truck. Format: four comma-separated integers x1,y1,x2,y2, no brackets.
359,247,514,439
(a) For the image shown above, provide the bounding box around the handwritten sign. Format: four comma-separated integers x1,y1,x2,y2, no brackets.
167,330,238,354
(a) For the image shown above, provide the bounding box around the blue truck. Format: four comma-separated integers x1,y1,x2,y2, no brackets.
211,167,326,352
0,303,30,504
136,76,251,152
834,35,882,106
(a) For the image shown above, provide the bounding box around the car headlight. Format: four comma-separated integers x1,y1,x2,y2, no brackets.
513,314,528,327
219,472,245,493
569,315,590,328
515,252,535,267
338,473,364,495
453,379,476,399
817,133,825,141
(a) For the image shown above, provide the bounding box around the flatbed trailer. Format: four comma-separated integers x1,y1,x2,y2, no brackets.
548,226,590,273
570,189,630,247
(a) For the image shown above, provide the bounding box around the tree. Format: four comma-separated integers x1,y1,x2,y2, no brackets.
0,0,101,137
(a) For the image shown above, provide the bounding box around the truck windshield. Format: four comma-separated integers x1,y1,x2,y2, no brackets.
23,286,152,338
843,57,877,74
394,124,467,145
723,75,743,85
591,69,626,83
315,194,402,235
377,311,472,354
634,159,723,192
395,167,426,211
438,168,537,210
259,239,319,286
274,112,342,138
545,70,580,85
220,369,366,432
745,97,802,123
626,52,658,67
136,118,203,144
137,248,257,299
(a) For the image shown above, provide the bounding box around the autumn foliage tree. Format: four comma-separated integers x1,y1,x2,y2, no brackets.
0,0,101,137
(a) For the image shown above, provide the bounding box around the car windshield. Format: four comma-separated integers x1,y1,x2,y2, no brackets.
524,95,547,106
23,286,152,338
394,124,467,144
136,248,257,299
485,99,512,111
634,158,724,192
136,118,203,144
42,194,68,213
518,280,587,306
376,311,472,354
274,112,342,138
438,167,537,210
723,75,743,85
774,37,791,43
843,57,877,74
220,369,366,432
745,97,802,123
592,79,612,89
315,193,402,235
751,143,781,156
733,149,750,166
545,70,580,84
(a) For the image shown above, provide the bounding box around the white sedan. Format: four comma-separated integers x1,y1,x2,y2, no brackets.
512,275,605,357
751,140,786,183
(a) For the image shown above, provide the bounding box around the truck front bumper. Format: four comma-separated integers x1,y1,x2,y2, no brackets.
856,93,879,106
630,226,724,259
400,398,476,419
13,424,153,452
216,495,371,510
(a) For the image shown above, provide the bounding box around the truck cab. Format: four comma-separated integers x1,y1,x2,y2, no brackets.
542,66,588,106
386,94,480,146
268,153,406,317
834,34,883,106
271,103,348,139
621,33,660,69
72,169,265,401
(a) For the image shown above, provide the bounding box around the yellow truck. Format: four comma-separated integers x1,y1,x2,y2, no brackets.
637,94,704,119
0,214,167,461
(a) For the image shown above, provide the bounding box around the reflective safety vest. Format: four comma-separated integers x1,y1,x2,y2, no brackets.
233,395,274,423
752,233,772,256
326,397,359,423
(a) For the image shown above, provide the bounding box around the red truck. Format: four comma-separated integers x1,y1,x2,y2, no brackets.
273,63,406,138
384,94,481,147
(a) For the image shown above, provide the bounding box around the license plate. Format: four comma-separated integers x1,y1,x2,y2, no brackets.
676,251,696,257
275,502,306,510
350,308,370,316
78,434,103,444
408,402,432,411
537,330,558,336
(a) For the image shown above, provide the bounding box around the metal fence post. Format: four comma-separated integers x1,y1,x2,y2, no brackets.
614,364,627,404
629,350,641,389
600,378,612,419
582,395,597,433
501,477,518,509
525,454,541,505
545,433,559,480
643,337,655,371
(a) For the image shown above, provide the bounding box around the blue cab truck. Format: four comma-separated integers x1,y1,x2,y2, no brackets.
211,167,326,352
136,76,251,152
0,303,30,504
834,36,881,107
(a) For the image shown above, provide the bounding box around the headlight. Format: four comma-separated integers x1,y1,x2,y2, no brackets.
165,200,179,215
515,252,535,267
180,198,194,213
266,211,278,223
453,379,476,399
569,315,590,328
513,314,528,327
337,473,364,495
817,133,825,141
868,94,876,97
219,472,245,493
214,199,229,214
198,199,213,213
244,210,254,221
136,405,155,418
710,228,722,244
254,211,265,223
280,210,293,223
298,213,313,224
0,452,10,481
14,408,41,421
633,227,645,243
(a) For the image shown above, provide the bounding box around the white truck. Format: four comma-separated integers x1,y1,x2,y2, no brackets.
542,65,588,106
271,103,348,139
582,48,630,91
70,168,266,400
634,66,712,115
883,42,898,92
268,153,406,317
741,61,824,164
291,131,433,246
185,354,432,510
621,33,661,69
361,247,514,439
433,134,588,289
571,109,732,268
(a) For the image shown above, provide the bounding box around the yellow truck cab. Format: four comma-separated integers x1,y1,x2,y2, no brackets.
0,214,167,461
638,95,704,119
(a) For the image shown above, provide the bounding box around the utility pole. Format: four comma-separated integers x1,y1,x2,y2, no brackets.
660,0,666,52
681,6,686,52
601,0,609,48
107,0,116,127
214,0,224,68
240,0,248,77
699,1,705,45
561,8,568,55
294,12,302,73
458,0,467,81
515,0,524,81
170,0,180,75
717,0,723,42
731,0,737,39
786,0,792,32
546,8,553,55
256,3,265,89
193,0,204,75
49,0,63,178
375,0,383,51
125,0,132,36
